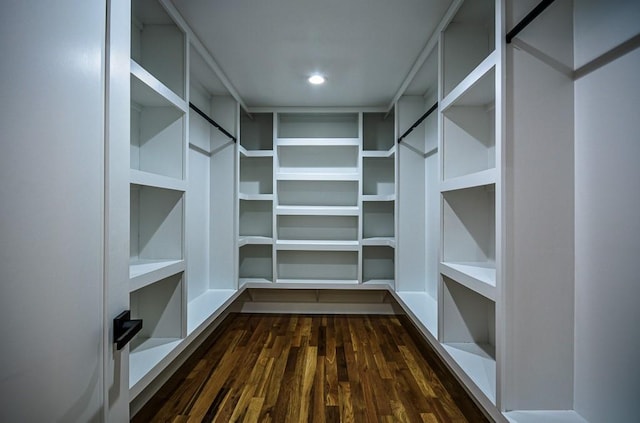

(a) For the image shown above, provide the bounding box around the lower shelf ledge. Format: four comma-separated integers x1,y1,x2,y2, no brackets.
504,411,589,423
129,337,182,394
275,279,360,287
392,291,438,338
442,342,496,404
187,289,239,335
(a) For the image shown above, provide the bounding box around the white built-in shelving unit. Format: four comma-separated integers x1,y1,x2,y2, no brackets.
438,0,500,408
238,113,274,285
128,0,188,395
127,0,242,402
275,113,362,285
238,111,397,289
122,0,631,420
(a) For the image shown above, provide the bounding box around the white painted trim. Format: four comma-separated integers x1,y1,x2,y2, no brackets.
158,0,250,114
386,0,464,112
239,301,398,314
249,106,388,113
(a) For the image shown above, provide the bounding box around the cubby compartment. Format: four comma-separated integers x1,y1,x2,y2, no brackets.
239,156,273,196
363,112,395,151
240,112,273,150
441,275,496,403
363,201,395,239
442,67,495,181
442,0,495,97
277,145,359,179
278,180,358,207
277,215,358,241
277,113,359,138
239,244,273,283
276,250,358,283
131,0,185,99
130,185,184,280
363,246,395,284
131,74,185,179
363,157,395,196
239,200,273,239
442,185,495,290
129,271,184,389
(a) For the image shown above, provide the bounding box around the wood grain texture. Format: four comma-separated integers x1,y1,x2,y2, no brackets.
133,314,489,423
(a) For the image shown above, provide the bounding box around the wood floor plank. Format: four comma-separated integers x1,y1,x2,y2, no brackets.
134,314,490,423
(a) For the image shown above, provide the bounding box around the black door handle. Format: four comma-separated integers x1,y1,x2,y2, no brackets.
114,310,143,350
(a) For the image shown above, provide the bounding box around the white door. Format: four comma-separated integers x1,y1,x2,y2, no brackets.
0,0,129,421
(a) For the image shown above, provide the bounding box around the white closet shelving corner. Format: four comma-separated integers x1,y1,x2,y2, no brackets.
129,0,188,394
437,0,501,408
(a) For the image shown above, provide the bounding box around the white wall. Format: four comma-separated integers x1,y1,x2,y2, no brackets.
573,1,640,421
210,96,238,289
187,84,212,300
397,96,427,293
503,0,575,410
0,1,107,420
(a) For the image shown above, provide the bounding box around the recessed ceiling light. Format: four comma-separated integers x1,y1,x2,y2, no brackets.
308,74,325,85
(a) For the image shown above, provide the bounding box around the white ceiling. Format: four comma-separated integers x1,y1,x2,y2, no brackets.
172,0,452,109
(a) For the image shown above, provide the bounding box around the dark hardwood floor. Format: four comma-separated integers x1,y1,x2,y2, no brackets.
133,314,489,422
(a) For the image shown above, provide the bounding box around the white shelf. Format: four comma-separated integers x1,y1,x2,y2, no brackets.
240,155,273,195
238,236,273,246
363,156,395,197
275,279,359,286
362,146,395,158
239,244,273,282
131,0,185,100
238,193,273,201
441,0,495,98
363,111,395,151
239,278,273,287
277,180,358,207
394,291,438,338
239,199,272,239
362,279,394,287
441,63,496,181
362,244,395,285
130,59,186,112
276,240,359,251
276,137,360,146
362,194,396,202
362,237,396,247
440,169,496,192
442,185,495,266
239,145,273,157
130,169,186,192
276,171,359,181
505,411,589,423
129,259,185,291
440,262,496,301
240,112,273,150
187,289,238,335
363,201,395,239
442,343,496,404
277,113,359,139
129,337,182,391
277,214,357,243
441,52,497,111
276,205,359,216
130,185,184,263
277,250,358,282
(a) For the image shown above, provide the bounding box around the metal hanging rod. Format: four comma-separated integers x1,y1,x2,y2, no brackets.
397,102,438,143
189,102,237,143
506,0,556,44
